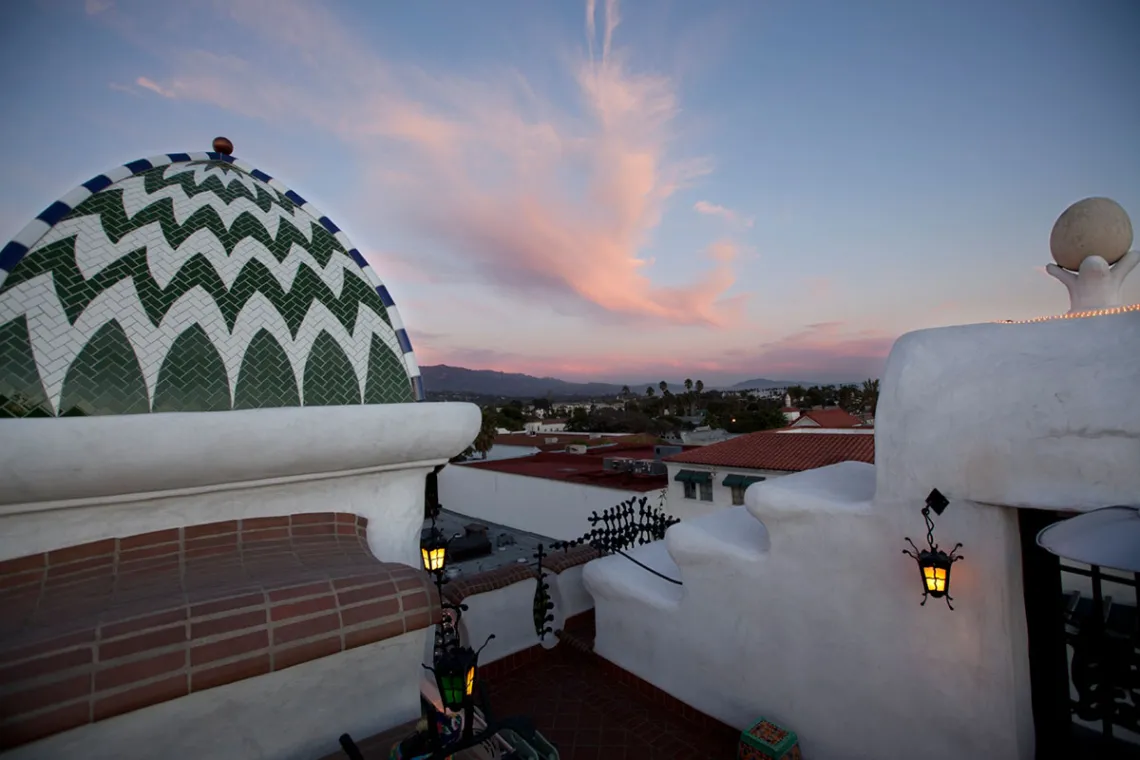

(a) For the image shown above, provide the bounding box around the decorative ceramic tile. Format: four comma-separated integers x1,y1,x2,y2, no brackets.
0,153,423,416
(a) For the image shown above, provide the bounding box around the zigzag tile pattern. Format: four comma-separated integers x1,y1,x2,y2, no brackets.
0,153,423,417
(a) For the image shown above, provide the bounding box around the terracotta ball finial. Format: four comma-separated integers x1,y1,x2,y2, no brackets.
213,136,234,155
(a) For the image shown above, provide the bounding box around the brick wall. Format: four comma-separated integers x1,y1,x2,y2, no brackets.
0,513,440,751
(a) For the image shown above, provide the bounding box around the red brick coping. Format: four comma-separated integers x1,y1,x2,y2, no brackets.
441,545,600,605
0,513,440,752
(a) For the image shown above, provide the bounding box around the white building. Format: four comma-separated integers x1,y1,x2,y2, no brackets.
662,431,875,519
523,419,567,434
438,446,674,541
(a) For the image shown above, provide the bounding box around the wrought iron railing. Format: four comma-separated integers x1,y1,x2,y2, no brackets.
1060,561,1140,742
532,495,681,640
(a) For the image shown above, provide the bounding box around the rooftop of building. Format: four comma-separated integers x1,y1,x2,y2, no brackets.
423,508,554,579
492,431,664,451
459,444,694,491
664,430,875,471
787,408,864,428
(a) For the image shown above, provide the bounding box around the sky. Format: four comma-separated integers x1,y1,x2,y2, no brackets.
0,0,1137,385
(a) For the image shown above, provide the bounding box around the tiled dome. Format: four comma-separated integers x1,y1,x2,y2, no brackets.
0,148,423,417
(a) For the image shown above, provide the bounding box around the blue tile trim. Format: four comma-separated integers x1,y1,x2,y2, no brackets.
348,249,368,269
0,241,28,272
375,284,394,308
0,150,424,396
395,328,413,354
82,175,113,193
36,201,72,227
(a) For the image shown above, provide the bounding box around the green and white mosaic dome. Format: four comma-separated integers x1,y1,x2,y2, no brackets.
0,147,422,418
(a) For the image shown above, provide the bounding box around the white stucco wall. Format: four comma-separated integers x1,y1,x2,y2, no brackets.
481,444,541,461
0,402,481,564
438,465,664,541
875,312,1140,510
663,463,786,520
585,313,1140,760
588,463,1033,760
420,560,596,667
5,629,428,760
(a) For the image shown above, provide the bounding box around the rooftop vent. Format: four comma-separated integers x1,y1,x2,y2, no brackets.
566,444,587,454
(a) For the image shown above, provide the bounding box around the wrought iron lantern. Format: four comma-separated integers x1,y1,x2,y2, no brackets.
902,488,964,609
421,528,448,574
421,508,450,576
426,643,478,711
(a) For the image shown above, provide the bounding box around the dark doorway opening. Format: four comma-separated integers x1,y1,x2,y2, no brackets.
1019,509,1140,759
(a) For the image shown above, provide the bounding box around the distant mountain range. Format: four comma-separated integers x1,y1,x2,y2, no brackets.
418,365,807,398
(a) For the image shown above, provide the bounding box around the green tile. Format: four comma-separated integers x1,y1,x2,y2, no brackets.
152,324,232,413
4,204,394,336
233,329,300,409
303,330,361,406
0,316,50,415
58,320,150,415
363,334,414,404
0,162,416,416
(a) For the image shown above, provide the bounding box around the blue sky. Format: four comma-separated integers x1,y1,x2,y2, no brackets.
1,0,1137,384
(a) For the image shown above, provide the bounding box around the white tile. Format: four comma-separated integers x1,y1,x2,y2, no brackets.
58,186,93,209
11,219,50,249
103,165,134,182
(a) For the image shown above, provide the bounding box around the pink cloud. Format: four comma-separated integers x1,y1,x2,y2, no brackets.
694,200,754,228
135,76,175,98
133,0,740,327
421,321,897,383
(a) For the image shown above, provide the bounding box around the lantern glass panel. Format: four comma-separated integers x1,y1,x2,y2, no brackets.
465,666,475,696
923,565,948,593
422,545,446,573
437,670,466,710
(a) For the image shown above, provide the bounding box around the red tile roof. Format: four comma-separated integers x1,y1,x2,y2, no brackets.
461,444,696,492
789,408,862,428
493,432,662,451
664,431,874,472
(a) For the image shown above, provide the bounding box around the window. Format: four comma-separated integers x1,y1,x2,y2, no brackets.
683,481,697,499
731,486,746,506
699,481,713,502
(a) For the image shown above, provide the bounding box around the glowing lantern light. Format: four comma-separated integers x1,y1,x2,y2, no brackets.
902,489,964,610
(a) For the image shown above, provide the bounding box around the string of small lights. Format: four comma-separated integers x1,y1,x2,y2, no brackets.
995,302,1140,325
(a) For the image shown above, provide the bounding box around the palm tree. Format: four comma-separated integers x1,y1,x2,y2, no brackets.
621,384,631,398
684,378,694,415
645,386,656,398
861,378,880,416
472,407,498,459
695,379,704,415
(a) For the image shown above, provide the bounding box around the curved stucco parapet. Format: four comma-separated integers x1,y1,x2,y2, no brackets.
874,311,1140,510
664,507,771,568
745,461,876,519
581,543,684,612
0,401,481,509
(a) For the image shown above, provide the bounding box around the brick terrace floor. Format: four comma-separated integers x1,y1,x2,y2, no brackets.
481,645,739,760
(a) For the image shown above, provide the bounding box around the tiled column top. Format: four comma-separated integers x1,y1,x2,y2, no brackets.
0,513,441,752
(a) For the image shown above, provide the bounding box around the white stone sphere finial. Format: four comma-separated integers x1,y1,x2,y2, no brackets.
1045,197,1137,314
